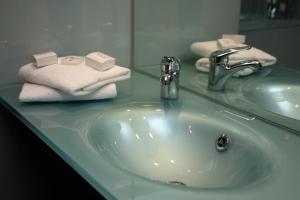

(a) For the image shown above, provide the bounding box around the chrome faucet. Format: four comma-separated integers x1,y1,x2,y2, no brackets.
208,46,262,91
160,56,181,99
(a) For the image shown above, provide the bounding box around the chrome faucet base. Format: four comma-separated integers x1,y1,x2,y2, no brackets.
160,56,181,99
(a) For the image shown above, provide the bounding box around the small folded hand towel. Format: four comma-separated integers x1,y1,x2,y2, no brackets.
19,83,117,102
191,37,277,77
18,57,131,96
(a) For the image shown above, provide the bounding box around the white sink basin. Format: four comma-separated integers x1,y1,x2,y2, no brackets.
88,104,274,189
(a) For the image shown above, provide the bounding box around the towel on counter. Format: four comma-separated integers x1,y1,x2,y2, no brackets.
191,37,277,77
19,57,131,96
19,83,117,102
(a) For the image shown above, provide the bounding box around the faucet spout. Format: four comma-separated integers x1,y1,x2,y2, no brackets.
208,46,262,91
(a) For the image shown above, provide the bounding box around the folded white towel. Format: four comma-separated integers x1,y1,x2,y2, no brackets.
18,57,131,96
19,83,117,102
191,38,277,77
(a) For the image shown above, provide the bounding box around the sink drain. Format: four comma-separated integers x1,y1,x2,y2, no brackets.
215,133,231,152
168,181,186,186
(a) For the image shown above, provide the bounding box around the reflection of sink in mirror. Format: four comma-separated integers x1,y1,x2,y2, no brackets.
88,103,274,189
242,78,300,120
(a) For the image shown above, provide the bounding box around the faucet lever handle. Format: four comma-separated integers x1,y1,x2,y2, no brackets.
161,56,181,73
209,45,251,65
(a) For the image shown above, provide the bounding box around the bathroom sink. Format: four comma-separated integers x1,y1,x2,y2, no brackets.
242,78,300,120
88,103,274,189
2,71,300,200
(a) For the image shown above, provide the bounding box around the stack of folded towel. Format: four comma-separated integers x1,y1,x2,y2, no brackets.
19,51,131,102
190,34,277,77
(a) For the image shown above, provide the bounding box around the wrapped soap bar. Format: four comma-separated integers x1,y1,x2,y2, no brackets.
85,52,115,71
31,51,58,68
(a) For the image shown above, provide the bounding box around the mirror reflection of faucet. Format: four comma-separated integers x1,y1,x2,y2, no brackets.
208,46,262,91
190,35,277,83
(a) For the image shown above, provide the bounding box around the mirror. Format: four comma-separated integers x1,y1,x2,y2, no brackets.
133,0,300,133
240,0,300,31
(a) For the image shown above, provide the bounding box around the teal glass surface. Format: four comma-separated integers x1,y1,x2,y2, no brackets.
0,71,299,200
136,63,300,133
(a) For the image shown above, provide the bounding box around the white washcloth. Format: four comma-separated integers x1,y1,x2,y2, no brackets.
18,57,131,96
19,83,117,102
191,39,277,77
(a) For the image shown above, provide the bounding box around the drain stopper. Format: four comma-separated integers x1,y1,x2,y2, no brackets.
215,133,231,152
